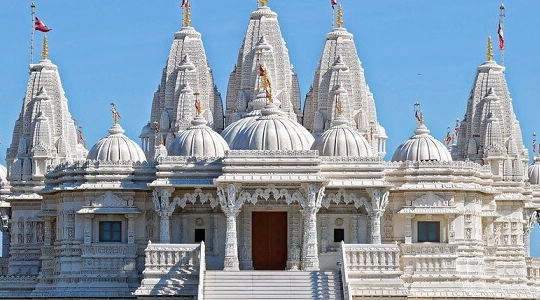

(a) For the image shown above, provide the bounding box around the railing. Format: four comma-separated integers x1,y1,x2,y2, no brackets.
135,243,204,297
81,244,138,272
341,243,407,297
198,241,205,300
526,257,540,284
340,242,352,300
342,243,401,274
401,243,458,276
0,257,8,275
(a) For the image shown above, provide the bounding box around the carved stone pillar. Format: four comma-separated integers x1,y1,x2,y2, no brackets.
212,214,219,256
126,214,135,244
217,184,243,271
299,184,325,271
320,215,328,253
239,208,253,270
525,211,538,256
352,215,360,244
287,209,301,270
181,216,189,243
367,189,389,244
405,215,414,244
1,208,11,257
43,218,52,246
83,215,93,244
152,188,174,244
159,213,171,244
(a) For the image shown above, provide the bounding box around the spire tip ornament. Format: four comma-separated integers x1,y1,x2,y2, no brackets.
41,35,48,60
110,102,121,125
486,36,493,61
258,0,268,7
183,1,191,27
414,102,424,125
337,4,344,28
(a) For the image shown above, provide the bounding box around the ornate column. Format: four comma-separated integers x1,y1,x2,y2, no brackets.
524,211,538,256
152,188,174,244
126,214,136,244
405,215,414,244
217,184,243,271
212,214,219,256
83,215,93,244
43,218,52,246
287,210,301,270
0,208,10,257
299,184,325,271
367,189,389,244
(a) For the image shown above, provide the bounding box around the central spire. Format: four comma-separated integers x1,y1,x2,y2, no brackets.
224,3,302,126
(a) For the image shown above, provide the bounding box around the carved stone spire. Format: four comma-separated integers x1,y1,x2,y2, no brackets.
142,16,223,159
6,53,83,276
456,49,528,182
304,22,387,157
224,4,302,126
7,58,83,192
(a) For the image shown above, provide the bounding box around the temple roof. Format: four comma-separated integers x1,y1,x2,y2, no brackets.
303,24,386,158
456,54,528,182
142,22,223,159
225,4,302,126
6,56,84,192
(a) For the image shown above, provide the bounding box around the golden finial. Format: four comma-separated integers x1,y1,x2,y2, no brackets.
42,35,48,60
183,2,191,27
337,4,344,28
486,36,493,61
259,0,268,7
194,92,202,116
261,68,273,103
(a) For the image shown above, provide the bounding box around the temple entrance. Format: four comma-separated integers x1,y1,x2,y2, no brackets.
252,211,288,270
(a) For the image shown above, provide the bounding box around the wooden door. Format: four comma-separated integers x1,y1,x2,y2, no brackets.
252,211,288,270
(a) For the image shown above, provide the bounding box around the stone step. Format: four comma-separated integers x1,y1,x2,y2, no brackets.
203,270,343,300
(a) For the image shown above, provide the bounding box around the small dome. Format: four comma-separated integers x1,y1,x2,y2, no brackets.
169,116,229,157
528,156,540,185
392,124,452,162
87,124,147,163
230,103,314,151
139,123,152,138
312,116,373,157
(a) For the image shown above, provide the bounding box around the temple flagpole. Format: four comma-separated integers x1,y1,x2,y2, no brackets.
30,3,36,64
499,4,505,66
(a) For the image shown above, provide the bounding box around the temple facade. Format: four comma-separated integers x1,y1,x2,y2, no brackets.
0,2,539,300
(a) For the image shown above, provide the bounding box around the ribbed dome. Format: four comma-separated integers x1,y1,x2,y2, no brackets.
222,115,259,145
230,103,314,151
392,124,452,162
169,115,229,157
528,156,540,185
87,124,147,163
311,116,373,157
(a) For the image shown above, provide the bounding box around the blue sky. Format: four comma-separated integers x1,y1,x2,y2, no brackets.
0,1,539,255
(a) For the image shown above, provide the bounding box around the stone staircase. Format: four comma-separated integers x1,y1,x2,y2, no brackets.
203,270,343,299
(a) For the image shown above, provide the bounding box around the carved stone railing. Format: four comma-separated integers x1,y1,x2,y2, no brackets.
526,257,540,285
341,243,408,298
81,244,137,272
0,257,8,275
401,243,458,277
135,243,204,297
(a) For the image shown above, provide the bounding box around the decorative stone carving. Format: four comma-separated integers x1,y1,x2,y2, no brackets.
298,184,325,271
152,188,174,243
367,189,389,244
217,184,243,271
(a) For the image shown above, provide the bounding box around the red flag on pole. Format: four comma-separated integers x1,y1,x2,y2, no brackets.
498,20,504,50
182,0,190,8
331,0,338,9
35,17,51,32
